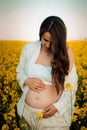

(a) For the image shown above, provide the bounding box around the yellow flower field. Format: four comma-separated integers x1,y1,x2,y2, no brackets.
0,40,87,130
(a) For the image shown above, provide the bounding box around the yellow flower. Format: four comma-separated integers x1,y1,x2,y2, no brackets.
65,83,74,91
37,112,43,119
1,124,9,130
20,123,27,128
71,115,78,122
80,126,87,130
14,128,20,130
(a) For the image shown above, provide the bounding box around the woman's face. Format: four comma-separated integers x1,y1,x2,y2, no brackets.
41,32,52,51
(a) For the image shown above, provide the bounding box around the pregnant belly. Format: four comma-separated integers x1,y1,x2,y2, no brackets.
25,87,58,109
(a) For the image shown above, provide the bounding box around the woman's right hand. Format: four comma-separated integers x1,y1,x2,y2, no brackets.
24,78,46,93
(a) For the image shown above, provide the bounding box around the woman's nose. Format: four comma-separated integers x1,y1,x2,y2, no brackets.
45,42,50,48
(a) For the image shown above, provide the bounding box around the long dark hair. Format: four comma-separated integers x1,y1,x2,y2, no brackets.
39,16,69,94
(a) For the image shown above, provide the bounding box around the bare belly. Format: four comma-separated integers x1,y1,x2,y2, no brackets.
25,86,59,109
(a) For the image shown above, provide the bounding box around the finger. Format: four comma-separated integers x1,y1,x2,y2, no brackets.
43,110,55,118
43,110,52,118
35,83,46,89
36,87,45,91
43,108,51,115
30,86,40,93
33,88,41,93
40,81,47,87
34,85,45,91
34,86,45,92
43,114,50,118
44,109,52,115
43,106,56,116
38,81,46,86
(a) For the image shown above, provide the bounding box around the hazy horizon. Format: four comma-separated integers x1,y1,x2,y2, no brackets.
0,0,87,41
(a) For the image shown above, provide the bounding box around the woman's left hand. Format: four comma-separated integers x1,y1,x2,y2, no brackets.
43,105,57,118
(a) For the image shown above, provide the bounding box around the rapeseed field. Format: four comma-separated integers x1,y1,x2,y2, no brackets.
0,40,87,130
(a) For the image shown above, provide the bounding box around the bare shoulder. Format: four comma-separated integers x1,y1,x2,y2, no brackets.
67,48,75,72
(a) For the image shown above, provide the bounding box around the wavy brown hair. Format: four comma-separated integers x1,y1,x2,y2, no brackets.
39,16,69,94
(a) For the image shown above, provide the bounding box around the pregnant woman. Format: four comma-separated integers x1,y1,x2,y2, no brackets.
16,16,78,130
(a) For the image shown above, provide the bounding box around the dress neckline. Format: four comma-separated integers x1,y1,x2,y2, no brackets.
34,41,52,68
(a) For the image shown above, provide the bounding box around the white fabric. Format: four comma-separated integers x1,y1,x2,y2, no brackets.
23,102,69,130
25,59,52,83
16,40,78,126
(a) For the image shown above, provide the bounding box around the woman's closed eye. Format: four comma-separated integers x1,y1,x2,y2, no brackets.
43,38,50,43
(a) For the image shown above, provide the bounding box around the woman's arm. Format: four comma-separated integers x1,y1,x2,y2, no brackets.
16,43,33,91
16,41,46,92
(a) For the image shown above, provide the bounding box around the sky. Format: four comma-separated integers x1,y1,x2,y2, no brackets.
0,0,87,41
